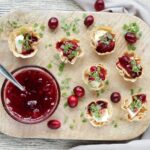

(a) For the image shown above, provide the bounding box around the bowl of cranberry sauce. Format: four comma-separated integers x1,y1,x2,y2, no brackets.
1,66,60,124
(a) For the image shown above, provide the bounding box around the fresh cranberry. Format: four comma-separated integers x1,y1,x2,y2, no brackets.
73,86,85,98
89,77,95,81
84,15,94,27
125,32,137,44
99,68,106,80
110,92,121,103
90,66,97,72
94,0,105,11
48,17,59,30
67,95,78,108
47,120,61,129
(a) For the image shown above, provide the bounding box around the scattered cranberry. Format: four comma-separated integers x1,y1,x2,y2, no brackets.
125,32,137,44
67,95,78,108
137,94,146,103
110,92,121,103
48,17,59,30
84,15,94,27
94,0,105,11
73,86,85,98
47,120,61,129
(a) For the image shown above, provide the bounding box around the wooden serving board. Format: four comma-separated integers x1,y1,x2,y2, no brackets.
0,10,150,140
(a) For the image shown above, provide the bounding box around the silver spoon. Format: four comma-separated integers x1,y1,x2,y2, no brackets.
0,65,25,91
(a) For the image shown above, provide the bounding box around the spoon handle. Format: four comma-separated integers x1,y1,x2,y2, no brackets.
0,65,25,91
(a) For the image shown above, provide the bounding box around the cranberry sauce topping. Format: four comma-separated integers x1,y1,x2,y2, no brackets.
88,65,106,81
21,33,38,55
87,100,108,116
118,54,142,78
96,32,115,53
2,66,60,123
133,94,147,104
56,39,79,61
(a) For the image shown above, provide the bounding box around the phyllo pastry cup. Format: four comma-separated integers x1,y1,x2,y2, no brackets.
8,25,40,58
56,38,83,64
90,26,116,55
86,100,112,127
116,52,143,82
83,64,107,91
122,94,147,121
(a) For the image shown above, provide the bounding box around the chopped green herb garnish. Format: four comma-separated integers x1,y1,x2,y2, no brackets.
64,102,68,108
45,43,52,49
130,96,142,112
127,44,136,51
8,20,21,28
82,118,87,123
64,115,68,124
100,88,105,93
130,89,134,95
131,60,141,73
59,62,65,72
105,80,109,85
82,13,87,19
123,22,140,34
112,120,118,128
96,91,100,97
54,54,60,60
90,104,100,118
138,87,142,93
47,63,52,69
80,112,84,117
61,92,68,97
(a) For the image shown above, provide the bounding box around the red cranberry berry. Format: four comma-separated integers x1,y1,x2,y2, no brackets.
138,94,146,103
73,86,85,98
47,120,61,129
110,92,121,103
84,15,94,27
90,66,97,72
94,0,105,11
67,95,78,108
125,32,137,44
48,17,59,30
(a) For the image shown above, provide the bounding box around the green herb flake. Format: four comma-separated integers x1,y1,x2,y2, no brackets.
8,20,21,29
105,80,109,85
130,89,134,95
64,102,68,108
138,87,142,93
64,116,68,124
47,63,52,69
127,44,136,51
130,96,142,112
82,13,87,19
112,120,118,128
61,92,68,97
59,62,65,72
90,104,100,118
82,118,87,123
131,60,141,73
80,112,84,118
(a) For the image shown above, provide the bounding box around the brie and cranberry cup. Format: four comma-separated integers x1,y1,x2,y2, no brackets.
116,52,143,82
90,26,116,55
56,38,83,64
86,100,112,127
122,94,147,122
83,64,107,91
8,25,40,58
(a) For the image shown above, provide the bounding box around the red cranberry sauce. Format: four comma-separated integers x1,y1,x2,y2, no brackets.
56,39,80,61
21,33,38,55
133,94,147,104
88,65,106,81
117,54,142,78
87,100,108,115
96,32,115,53
3,67,59,123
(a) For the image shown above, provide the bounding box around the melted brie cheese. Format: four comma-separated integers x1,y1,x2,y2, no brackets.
94,30,108,44
89,80,100,88
15,34,24,53
93,109,110,122
127,105,142,119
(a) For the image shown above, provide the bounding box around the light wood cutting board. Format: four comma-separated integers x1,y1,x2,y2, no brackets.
0,10,150,140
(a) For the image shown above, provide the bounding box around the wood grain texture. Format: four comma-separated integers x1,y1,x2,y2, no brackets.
0,0,149,150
